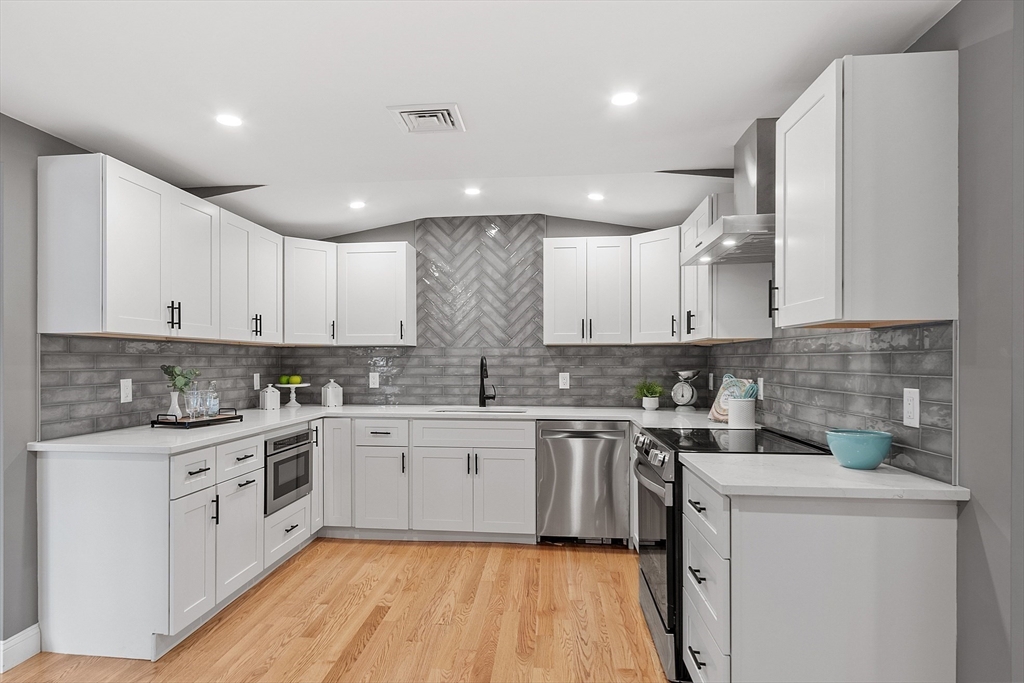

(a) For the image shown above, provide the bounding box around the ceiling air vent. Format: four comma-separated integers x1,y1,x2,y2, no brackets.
387,103,466,133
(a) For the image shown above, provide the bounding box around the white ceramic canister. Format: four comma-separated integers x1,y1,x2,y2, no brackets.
728,397,756,429
322,379,343,407
260,384,280,411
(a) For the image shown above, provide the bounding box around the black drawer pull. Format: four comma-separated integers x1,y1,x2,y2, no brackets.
235,453,255,462
688,499,706,513
688,566,707,584
285,524,299,534
238,479,256,488
369,431,392,435
188,466,211,476
688,646,706,670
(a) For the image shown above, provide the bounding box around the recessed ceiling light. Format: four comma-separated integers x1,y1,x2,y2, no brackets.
611,92,638,106
588,193,604,201
216,114,243,127
723,239,736,246
349,201,366,209
699,256,712,263
464,187,481,195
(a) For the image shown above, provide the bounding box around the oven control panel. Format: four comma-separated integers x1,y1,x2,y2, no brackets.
633,432,671,468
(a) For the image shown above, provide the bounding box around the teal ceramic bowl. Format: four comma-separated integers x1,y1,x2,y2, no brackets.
826,429,893,470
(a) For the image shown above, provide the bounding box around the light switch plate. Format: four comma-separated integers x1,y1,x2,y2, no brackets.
903,388,920,428
709,373,715,390
253,373,260,390
119,378,132,403
369,372,380,389
757,377,764,400
559,373,570,389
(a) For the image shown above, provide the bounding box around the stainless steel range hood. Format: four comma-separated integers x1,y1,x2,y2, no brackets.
681,119,777,266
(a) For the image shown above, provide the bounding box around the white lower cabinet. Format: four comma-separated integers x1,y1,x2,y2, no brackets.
264,495,310,567
214,474,264,603
412,447,475,532
473,448,536,535
310,419,324,533
323,418,353,527
683,590,731,683
354,446,409,530
169,489,217,634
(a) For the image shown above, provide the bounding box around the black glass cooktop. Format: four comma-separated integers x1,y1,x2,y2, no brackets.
644,427,828,455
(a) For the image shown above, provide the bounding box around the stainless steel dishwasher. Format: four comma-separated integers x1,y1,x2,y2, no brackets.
536,421,630,542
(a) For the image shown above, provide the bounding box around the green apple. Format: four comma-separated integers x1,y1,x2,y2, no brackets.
279,375,290,385
289,375,303,384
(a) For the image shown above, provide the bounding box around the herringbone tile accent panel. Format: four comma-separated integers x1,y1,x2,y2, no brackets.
416,215,544,348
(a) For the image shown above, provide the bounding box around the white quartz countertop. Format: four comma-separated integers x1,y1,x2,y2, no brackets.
680,453,970,501
29,405,721,455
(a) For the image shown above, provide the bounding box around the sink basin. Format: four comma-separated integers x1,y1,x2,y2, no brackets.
430,408,528,414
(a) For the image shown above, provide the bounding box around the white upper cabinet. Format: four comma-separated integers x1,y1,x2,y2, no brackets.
336,242,417,346
220,211,284,343
631,226,680,344
167,193,220,339
283,237,337,345
679,194,734,264
681,265,712,343
775,51,958,328
682,263,775,344
543,236,630,344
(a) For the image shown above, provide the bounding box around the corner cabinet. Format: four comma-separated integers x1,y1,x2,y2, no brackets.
283,237,337,344
682,263,774,344
220,211,284,343
631,226,681,344
337,242,417,346
775,51,958,328
39,153,221,339
543,236,631,344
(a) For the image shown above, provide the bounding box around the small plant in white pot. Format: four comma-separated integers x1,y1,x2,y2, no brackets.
633,379,664,411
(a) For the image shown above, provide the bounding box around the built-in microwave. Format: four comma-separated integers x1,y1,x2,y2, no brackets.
264,427,314,516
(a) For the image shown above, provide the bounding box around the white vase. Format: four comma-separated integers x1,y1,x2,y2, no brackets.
642,396,659,411
167,391,182,419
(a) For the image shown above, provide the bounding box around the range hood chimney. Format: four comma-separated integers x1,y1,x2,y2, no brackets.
681,118,777,266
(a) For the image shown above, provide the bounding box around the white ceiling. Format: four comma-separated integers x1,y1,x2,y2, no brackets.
0,0,955,238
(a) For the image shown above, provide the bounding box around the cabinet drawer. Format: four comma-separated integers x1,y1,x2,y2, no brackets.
412,420,536,449
264,496,309,567
216,436,263,482
683,515,731,654
170,447,216,499
682,590,731,683
682,467,731,559
353,419,408,446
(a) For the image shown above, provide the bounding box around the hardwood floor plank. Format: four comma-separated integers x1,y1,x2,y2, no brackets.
2,540,665,683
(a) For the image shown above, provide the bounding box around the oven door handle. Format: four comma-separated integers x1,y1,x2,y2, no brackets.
633,459,672,506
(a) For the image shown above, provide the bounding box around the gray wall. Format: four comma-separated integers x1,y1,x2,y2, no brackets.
544,215,646,238
0,115,88,639
908,2,1022,680
328,221,415,244
710,323,956,483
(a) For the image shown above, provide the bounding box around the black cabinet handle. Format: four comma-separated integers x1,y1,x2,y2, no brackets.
331,320,335,340
285,524,299,534
581,318,586,340
686,310,695,335
688,566,707,584
188,466,211,476
238,479,256,488
401,452,406,474
258,314,263,336
475,453,479,475
768,279,779,319
175,302,182,329
313,425,319,447
235,453,255,462
467,453,471,474
688,499,706,513
400,320,404,340
369,431,392,435
588,319,593,339
252,314,260,335
212,495,220,524
671,315,677,337
168,301,176,328
688,646,706,670
167,301,181,329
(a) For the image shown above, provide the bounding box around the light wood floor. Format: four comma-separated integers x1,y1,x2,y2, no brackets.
4,539,665,683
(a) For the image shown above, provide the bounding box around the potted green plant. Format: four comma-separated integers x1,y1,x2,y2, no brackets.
633,379,664,411
160,365,201,419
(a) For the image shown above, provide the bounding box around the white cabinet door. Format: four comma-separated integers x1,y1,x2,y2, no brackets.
712,263,774,341
310,419,324,533
776,59,843,328
103,156,173,336
250,226,284,343
284,237,337,344
543,238,588,344
214,474,264,603
166,191,220,339
412,447,474,532
353,446,408,530
337,242,416,346
631,226,681,344
680,196,713,255
170,489,216,634
473,449,535,535
218,211,254,342
323,418,353,527
587,236,631,344
681,265,712,343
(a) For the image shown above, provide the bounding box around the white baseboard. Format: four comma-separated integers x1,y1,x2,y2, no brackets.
1,623,41,672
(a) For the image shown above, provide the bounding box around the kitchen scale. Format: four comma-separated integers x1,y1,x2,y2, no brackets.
671,370,700,410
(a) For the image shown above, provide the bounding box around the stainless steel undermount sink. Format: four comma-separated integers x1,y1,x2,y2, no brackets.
430,408,528,414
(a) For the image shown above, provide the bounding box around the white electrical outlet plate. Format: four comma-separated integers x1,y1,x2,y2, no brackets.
757,377,764,399
903,388,920,428
369,372,380,389
253,373,260,390
119,378,132,403
559,373,570,389
709,373,715,390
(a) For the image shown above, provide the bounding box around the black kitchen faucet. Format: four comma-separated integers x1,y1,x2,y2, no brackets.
479,356,497,407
